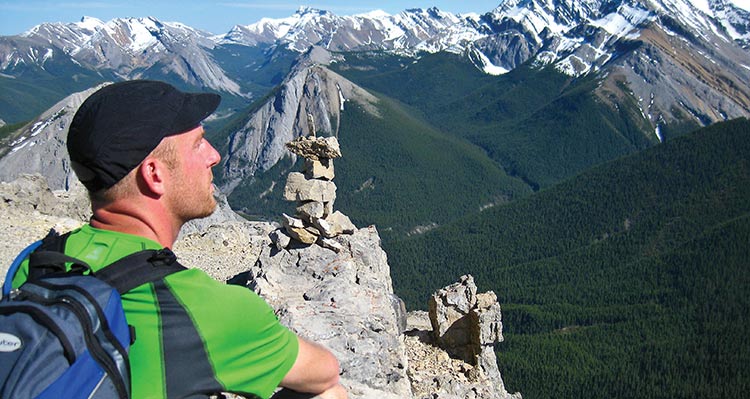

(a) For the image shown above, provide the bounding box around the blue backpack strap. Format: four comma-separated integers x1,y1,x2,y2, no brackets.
3,240,43,296
4,230,70,297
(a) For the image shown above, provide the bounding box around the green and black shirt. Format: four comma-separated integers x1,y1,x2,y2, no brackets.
12,225,298,399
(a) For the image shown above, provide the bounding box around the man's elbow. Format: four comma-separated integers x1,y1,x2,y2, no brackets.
319,354,341,389
280,337,342,393
305,351,340,392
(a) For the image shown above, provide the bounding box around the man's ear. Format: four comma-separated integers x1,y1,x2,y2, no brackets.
137,157,168,197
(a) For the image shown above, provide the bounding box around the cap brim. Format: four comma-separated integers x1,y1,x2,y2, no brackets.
170,92,221,136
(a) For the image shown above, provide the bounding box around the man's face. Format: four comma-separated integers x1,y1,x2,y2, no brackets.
165,125,221,223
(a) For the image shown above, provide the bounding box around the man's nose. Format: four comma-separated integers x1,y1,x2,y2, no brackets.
207,140,221,166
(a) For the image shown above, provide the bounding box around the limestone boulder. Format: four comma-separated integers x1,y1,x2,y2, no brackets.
281,213,318,244
411,276,520,399
429,274,479,357
313,211,356,238
304,158,335,180
283,172,336,203
269,228,292,250
296,200,325,222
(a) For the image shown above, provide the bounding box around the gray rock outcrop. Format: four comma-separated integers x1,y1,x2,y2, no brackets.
405,275,521,399
243,225,412,398
0,176,88,271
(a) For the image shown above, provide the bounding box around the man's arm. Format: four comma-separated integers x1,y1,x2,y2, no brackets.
279,336,344,396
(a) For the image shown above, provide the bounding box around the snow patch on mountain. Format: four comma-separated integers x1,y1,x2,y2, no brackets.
472,47,510,75
590,4,652,37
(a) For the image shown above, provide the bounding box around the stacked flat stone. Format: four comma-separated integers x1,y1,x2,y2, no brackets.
279,135,355,249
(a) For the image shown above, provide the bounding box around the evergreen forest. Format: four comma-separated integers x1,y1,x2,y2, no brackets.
387,118,750,398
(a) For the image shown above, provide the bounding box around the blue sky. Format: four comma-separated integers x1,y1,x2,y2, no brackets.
0,1,506,36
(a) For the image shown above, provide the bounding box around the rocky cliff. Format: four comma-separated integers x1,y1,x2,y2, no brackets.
0,173,519,399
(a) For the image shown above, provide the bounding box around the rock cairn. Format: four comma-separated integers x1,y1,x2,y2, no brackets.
276,132,355,251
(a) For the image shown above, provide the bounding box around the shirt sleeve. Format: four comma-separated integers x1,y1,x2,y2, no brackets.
165,269,299,398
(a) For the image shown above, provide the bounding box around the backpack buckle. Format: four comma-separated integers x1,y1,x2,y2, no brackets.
149,248,177,266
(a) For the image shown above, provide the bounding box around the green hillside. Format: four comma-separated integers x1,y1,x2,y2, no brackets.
226,93,534,239
387,118,750,398
332,52,658,189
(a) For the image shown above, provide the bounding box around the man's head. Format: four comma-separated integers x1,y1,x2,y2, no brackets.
67,80,221,194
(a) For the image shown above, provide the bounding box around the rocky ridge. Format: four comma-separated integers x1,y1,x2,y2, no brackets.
9,16,242,95
220,46,379,195
0,173,519,399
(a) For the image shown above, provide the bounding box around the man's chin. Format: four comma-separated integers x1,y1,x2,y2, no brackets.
185,200,218,222
200,201,218,219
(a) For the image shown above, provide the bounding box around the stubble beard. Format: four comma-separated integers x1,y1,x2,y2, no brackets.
170,177,217,223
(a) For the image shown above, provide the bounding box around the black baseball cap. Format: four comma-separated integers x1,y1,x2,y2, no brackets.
67,80,221,192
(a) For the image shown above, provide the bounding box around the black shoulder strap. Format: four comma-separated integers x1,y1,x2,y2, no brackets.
27,231,79,280
95,248,187,294
27,229,186,294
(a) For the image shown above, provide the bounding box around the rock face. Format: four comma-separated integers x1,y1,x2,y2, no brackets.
0,176,88,273
0,174,91,222
244,225,412,398
220,47,379,194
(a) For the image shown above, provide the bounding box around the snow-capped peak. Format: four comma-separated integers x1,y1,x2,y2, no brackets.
355,9,392,19
728,0,750,11
77,16,106,31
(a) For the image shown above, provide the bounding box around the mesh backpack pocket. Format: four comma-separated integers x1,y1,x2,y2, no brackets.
0,274,131,399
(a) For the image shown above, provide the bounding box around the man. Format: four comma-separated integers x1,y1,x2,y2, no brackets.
11,80,347,399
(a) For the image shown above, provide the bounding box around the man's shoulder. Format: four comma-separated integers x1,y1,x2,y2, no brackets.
65,224,163,271
162,268,278,319
163,268,256,298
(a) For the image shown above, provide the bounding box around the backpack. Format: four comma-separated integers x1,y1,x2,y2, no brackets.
0,231,185,399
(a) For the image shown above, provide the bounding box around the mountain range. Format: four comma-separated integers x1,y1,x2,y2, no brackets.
2,0,750,127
